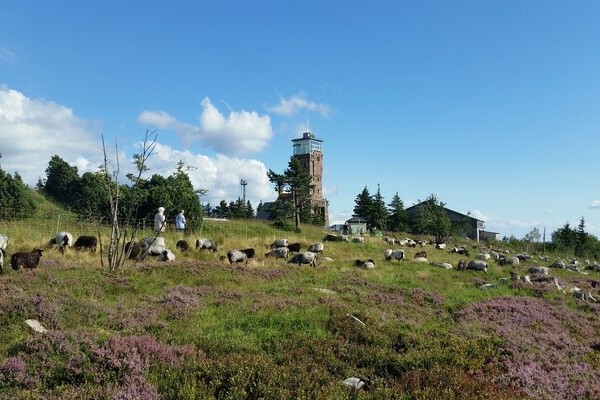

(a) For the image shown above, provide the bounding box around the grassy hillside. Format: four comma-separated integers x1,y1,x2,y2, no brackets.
1,209,600,399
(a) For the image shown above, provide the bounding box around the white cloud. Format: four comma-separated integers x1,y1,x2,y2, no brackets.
268,92,332,118
0,88,101,184
141,142,276,208
138,97,273,156
590,200,600,209
0,88,276,210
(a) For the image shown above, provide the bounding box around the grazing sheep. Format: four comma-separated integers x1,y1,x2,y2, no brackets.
176,240,189,251
528,266,549,275
265,247,289,260
0,248,5,274
196,238,218,252
270,239,289,249
0,234,7,251
343,377,373,392
352,236,365,243
383,236,396,245
570,287,597,302
456,259,468,270
158,249,176,262
288,251,317,267
550,261,566,269
287,242,301,253
307,242,324,254
435,243,446,250
51,231,74,253
430,262,453,269
498,256,519,266
323,234,348,242
413,257,428,263
241,248,256,259
227,249,248,265
466,260,488,272
450,246,470,256
414,251,427,259
477,252,491,260
384,249,405,261
355,259,375,269
140,236,167,257
125,241,141,259
74,235,98,252
11,248,44,270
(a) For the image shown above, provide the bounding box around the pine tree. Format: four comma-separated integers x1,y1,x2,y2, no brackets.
388,192,408,233
267,156,314,229
42,155,80,207
370,184,389,231
353,186,373,221
575,217,587,257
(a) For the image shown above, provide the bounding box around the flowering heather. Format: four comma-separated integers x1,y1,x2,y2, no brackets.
455,296,600,399
92,334,195,375
160,285,212,318
0,356,27,387
112,374,160,400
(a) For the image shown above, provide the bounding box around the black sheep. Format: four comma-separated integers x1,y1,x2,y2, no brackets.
241,248,255,259
176,240,189,251
74,235,98,252
11,248,44,270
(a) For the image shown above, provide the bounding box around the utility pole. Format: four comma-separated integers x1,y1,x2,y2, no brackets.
542,226,546,256
240,179,247,204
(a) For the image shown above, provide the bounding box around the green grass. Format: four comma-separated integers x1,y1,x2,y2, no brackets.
0,208,598,398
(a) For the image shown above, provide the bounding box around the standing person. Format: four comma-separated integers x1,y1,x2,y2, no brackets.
154,207,166,233
175,209,186,232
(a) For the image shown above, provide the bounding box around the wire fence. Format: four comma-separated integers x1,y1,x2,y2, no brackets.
0,208,321,247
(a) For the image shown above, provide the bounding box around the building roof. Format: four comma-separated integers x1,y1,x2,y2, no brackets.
405,202,483,222
346,216,368,224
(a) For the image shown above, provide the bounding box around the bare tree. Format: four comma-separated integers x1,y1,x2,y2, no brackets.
99,130,158,272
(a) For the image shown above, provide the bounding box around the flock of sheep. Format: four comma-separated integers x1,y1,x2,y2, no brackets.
1,230,599,302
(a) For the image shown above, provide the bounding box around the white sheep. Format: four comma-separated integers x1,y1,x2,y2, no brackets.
51,231,74,253
307,242,324,253
355,259,375,269
384,249,404,261
227,249,248,265
288,251,317,267
140,236,167,257
158,249,176,262
270,239,289,249
265,247,289,260
466,260,488,272
0,234,8,252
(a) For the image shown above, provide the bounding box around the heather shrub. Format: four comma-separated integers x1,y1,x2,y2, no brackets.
455,296,600,400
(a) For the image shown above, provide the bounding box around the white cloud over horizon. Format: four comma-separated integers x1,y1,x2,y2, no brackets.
267,92,332,118
590,200,600,209
141,142,276,207
0,88,276,209
0,87,101,183
138,97,273,156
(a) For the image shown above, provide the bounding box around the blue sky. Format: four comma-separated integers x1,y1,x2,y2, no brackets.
1,1,599,239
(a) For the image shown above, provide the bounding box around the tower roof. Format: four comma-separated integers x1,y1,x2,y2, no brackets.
291,131,323,143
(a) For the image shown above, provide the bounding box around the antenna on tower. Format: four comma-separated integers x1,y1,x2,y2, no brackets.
240,179,247,204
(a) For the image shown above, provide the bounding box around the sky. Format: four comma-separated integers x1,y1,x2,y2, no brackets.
1,1,599,239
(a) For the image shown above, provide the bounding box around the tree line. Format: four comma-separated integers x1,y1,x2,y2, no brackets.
3,151,600,258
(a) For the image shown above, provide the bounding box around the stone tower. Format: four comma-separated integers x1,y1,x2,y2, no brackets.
291,131,329,226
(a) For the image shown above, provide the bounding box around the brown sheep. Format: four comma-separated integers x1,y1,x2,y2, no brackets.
11,248,44,270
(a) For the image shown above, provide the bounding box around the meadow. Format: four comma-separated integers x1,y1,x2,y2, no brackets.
1,212,600,399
